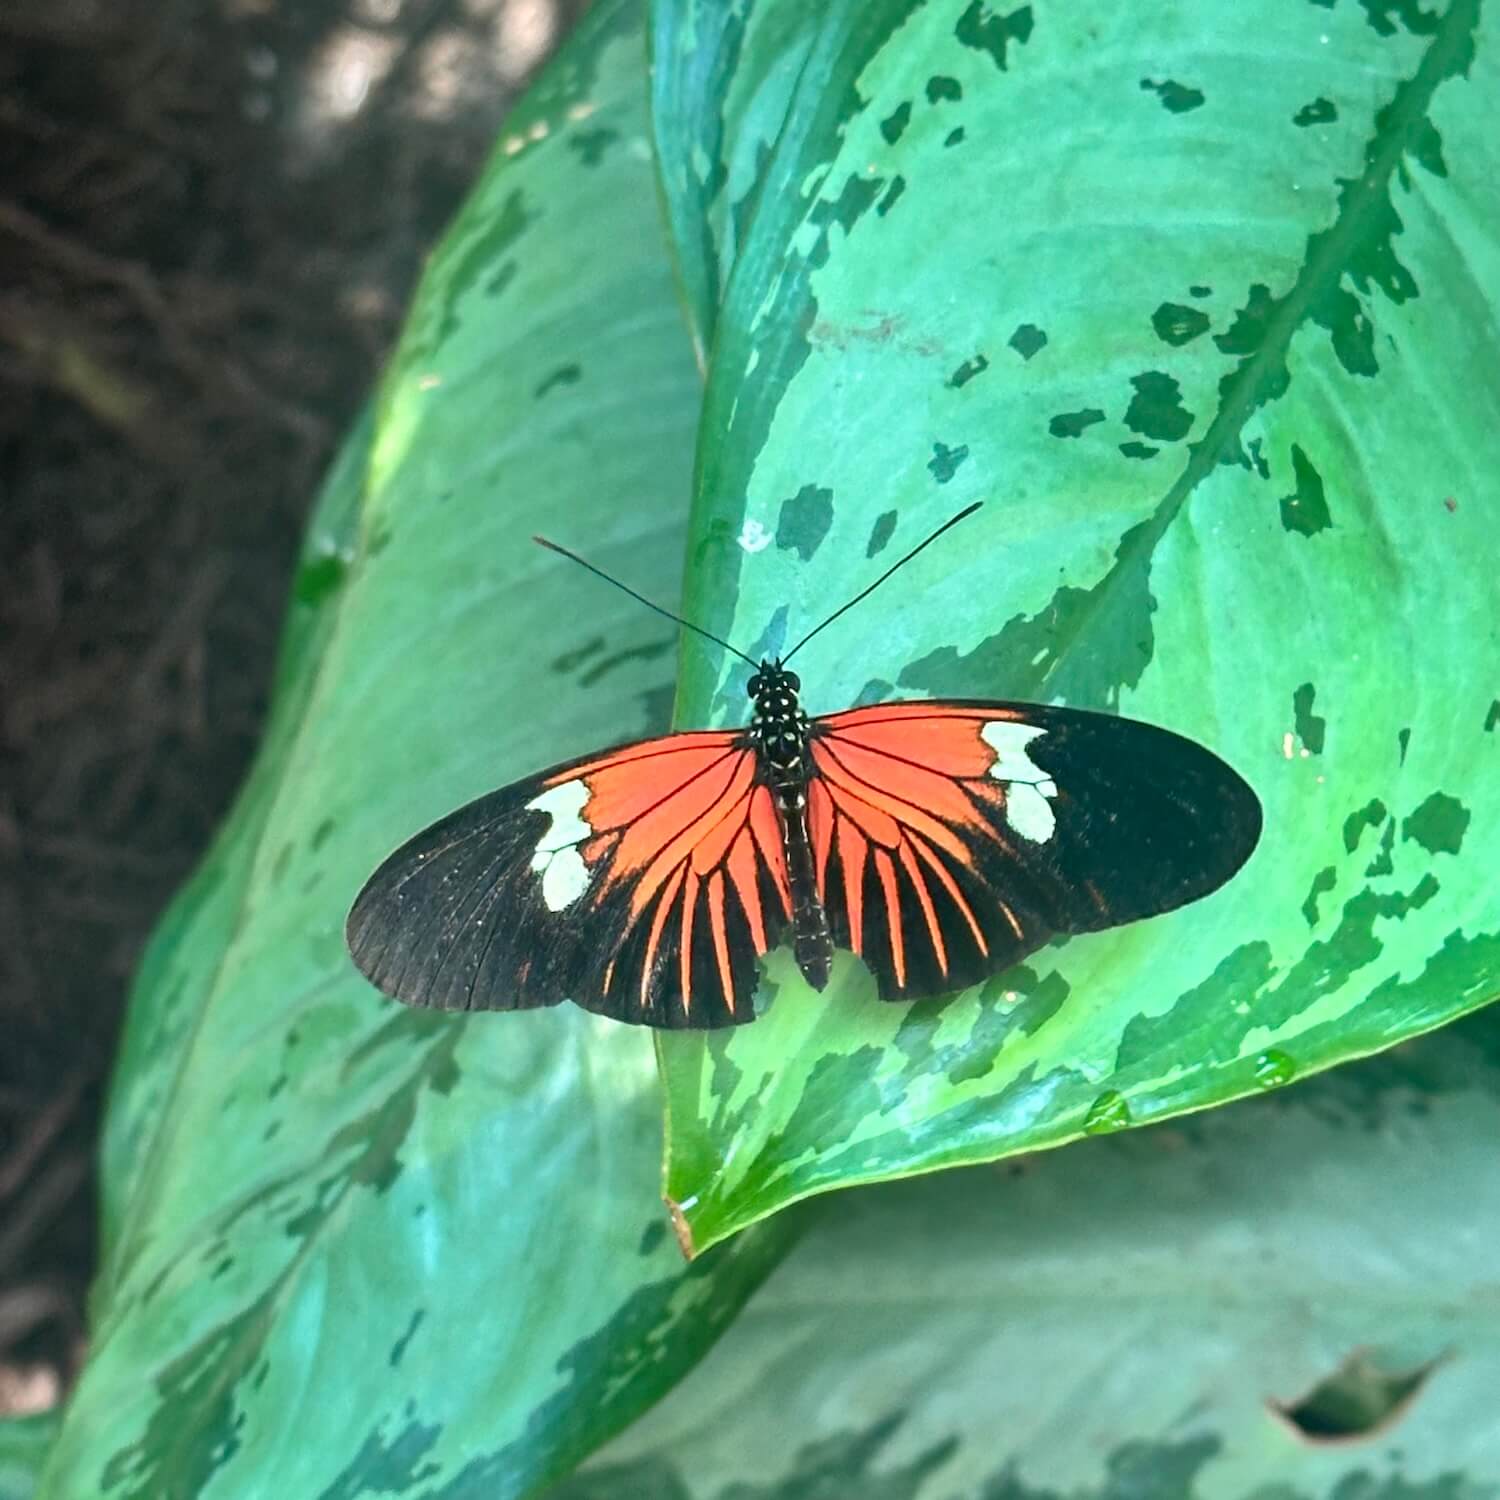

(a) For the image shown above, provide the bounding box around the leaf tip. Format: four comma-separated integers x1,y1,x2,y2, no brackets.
664,1193,698,1260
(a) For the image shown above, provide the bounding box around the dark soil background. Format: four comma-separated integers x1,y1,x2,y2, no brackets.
0,0,588,1417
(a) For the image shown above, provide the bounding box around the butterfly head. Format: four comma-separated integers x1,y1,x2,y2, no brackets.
746,660,800,710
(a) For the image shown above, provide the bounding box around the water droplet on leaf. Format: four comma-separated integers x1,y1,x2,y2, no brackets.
295,548,349,605
1083,1089,1131,1134
1254,1050,1297,1089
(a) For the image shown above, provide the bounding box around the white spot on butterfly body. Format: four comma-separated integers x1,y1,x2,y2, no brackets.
525,780,593,911
980,721,1059,843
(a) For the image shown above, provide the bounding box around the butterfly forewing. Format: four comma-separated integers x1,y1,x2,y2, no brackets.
346,729,793,1028
805,701,1262,1001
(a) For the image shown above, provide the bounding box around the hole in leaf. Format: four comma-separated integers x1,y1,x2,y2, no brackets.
1268,1350,1445,1445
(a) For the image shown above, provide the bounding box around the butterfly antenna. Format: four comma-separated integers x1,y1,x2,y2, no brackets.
780,501,984,666
534,535,761,670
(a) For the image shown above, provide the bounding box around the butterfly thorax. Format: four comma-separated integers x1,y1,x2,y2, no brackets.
746,660,810,788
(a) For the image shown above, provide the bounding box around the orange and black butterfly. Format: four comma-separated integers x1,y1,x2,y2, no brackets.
346,504,1262,1029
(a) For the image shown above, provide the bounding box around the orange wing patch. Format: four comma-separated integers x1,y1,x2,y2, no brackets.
806,705,1059,1000
812,703,1024,777
749,784,792,919
536,735,792,1024
544,733,741,845
726,822,770,952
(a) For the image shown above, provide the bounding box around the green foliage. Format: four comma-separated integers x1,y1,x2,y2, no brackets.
650,0,1500,1253
14,0,1497,1495
0,1415,58,1500
569,1010,1500,1497
27,5,790,1496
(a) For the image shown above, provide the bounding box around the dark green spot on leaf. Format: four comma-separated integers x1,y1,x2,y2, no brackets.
1281,444,1332,535
1214,283,1276,356
1360,0,1442,38
880,102,912,144
1303,866,1338,926
775,484,834,561
948,353,990,387
1293,683,1326,754
928,443,969,483
1313,284,1379,376
926,75,962,102
1048,408,1103,439
1124,371,1193,442
876,176,906,216
955,2,1034,71
1151,301,1210,346
1140,77,1205,112
807,175,882,263
535,363,582,398
1008,323,1047,360
866,511,898,558
1402,792,1470,855
1366,820,1396,878
1119,441,1159,461
318,1417,443,1498
567,126,618,165
388,1309,425,1367
1294,96,1339,126
1406,116,1449,177
1342,798,1388,853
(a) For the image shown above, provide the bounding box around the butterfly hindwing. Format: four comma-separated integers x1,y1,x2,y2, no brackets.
346,729,792,1028
806,701,1262,1000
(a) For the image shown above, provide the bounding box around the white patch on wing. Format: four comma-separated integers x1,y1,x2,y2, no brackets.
524,779,593,911
980,721,1058,843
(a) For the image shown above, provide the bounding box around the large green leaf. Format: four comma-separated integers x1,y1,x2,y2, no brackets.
651,0,1500,1252
0,1414,58,1500
568,1009,1500,1497
35,5,791,1495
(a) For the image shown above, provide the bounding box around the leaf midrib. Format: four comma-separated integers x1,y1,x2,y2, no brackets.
1036,0,1479,700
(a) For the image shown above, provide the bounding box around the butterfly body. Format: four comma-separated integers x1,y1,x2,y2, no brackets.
748,661,833,993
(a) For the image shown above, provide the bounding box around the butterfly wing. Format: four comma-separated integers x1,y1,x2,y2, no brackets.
346,729,792,1028
806,701,1262,1000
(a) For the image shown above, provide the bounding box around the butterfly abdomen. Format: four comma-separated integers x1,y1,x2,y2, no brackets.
775,782,833,991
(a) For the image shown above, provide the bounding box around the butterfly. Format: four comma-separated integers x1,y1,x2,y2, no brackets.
346,503,1262,1029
